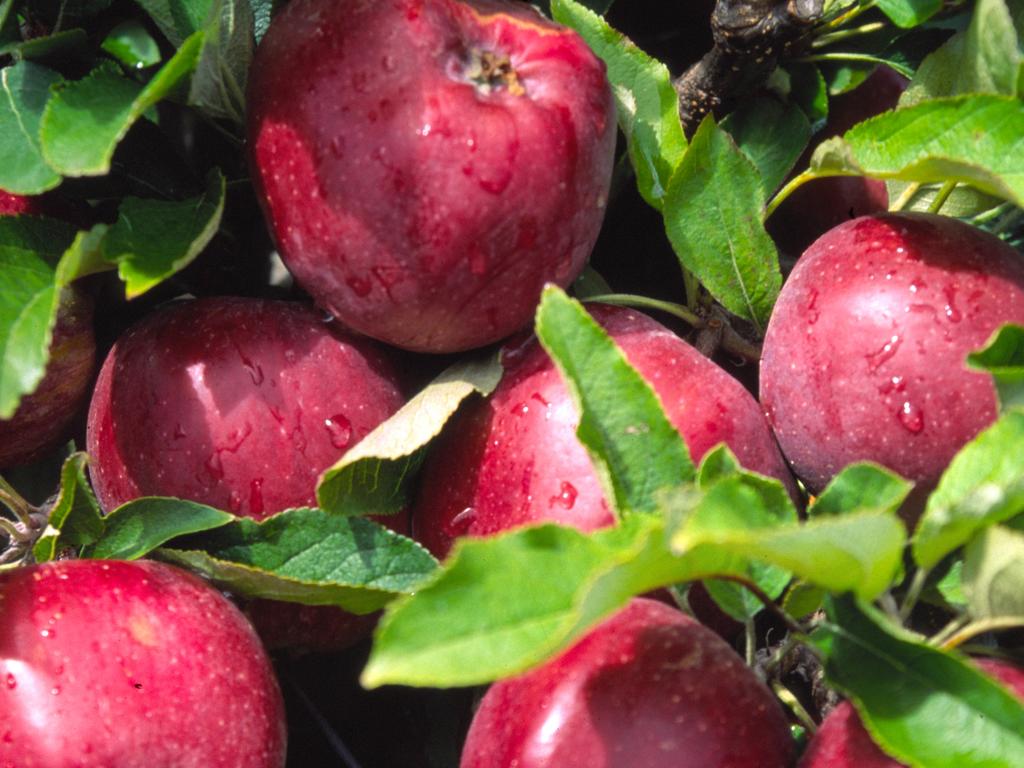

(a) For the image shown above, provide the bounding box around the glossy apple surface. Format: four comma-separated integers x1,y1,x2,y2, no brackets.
413,304,795,558
799,658,1024,767
0,286,95,469
0,559,286,767
461,598,794,768
87,297,405,517
760,213,1024,507
768,66,907,259
86,297,408,651
247,0,616,352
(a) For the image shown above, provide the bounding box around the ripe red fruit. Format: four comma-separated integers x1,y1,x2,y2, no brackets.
0,286,95,469
460,597,794,768
413,305,796,559
798,658,1024,767
0,559,286,767
247,0,617,353
760,213,1024,509
86,297,408,651
87,297,404,517
768,66,907,259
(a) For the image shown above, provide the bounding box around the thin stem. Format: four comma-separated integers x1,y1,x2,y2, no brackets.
929,614,970,647
772,680,819,733
0,477,33,528
765,169,824,220
878,592,901,624
682,268,701,313
939,618,1024,651
812,21,886,48
898,568,929,622
927,181,957,214
0,517,29,544
820,1,876,30
797,52,893,66
993,207,1024,236
585,294,703,327
762,633,802,678
889,182,922,212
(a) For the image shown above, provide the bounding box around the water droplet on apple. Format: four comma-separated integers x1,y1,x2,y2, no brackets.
805,289,820,325
549,481,578,510
897,401,925,434
943,285,962,322
228,492,242,513
347,276,372,297
240,356,264,386
329,136,345,159
50,686,61,696
249,479,265,517
325,414,353,449
865,334,902,372
39,628,55,640
5,673,16,689
381,54,396,72
511,402,529,416
445,507,477,537
205,453,225,479
173,423,187,440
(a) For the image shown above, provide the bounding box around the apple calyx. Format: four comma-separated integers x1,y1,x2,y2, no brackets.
0,480,47,567
456,48,525,96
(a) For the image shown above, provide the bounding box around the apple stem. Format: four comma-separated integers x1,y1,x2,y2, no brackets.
771,679,819,733
0,476,36,529
744,618,757,666
818,0,875,31
810,21,887,49
897,567,928,622
889,181,922,212
584,293,763,362
765,168,846,220
937,617,1024,651
927,180,957,214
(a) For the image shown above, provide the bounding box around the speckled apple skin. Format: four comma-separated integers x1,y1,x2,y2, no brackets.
799,659,1024,767
0,286,94,468
461,598,793,768
0,559,286,768
247,0,616,352
413,305,796,558
86,297,405,518
760,213,1024,502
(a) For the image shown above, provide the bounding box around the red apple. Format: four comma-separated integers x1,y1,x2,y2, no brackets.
767,66,908,259
760,213,1024,510
0,559,286,767
460,597,794,768
799,658,1024,767
413,304,796,559
86,297,408,650
247,0,617,353
0,286,95,469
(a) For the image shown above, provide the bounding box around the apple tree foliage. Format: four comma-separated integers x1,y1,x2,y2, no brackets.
1,0,1024,765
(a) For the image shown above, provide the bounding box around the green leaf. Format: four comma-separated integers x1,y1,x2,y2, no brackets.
784,63,829,125
363,515,680,688
663,117,781,334
935,558,967,608
550,0,686,208
668,485,903,601
902,0,1021,107
963,524,1024,620
875,0,943,28
0,61,63,195
0,221,109,418
134,0,213,47
83,497,235,560
782,581,826,619
158,507,437,611
101,20,162,69
0,29,90,63
317,352,502,517
967,324,1024,412
722,97,810,196
535,287,694,517
249,0,274,43
365,484,903,688
40,32,204,177
32,453,103,562
189,0,254,124
0,247,60,420
913,410,1024,569
102,168,225,297
811,95,1024,208
813,595,1024,768
809,463,913,518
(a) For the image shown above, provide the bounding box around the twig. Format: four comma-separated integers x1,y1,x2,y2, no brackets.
938,618,1024,651
674,0,825,136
